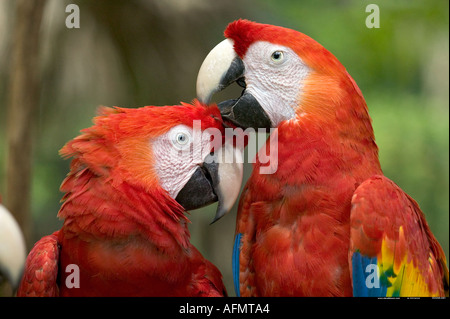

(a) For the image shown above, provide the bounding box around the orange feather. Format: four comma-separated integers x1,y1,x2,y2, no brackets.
228,20,448,297
18,100,227,296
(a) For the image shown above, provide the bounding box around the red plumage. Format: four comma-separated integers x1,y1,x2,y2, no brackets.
236,112,379,296
18,101,227,296
226,20,448,296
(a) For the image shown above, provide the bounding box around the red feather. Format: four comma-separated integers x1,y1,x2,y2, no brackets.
18,101,227,296
229,20,448,296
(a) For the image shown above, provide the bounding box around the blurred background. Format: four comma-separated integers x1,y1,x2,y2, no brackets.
0,0,448,296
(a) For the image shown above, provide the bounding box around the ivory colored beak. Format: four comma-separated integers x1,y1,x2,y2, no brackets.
175,141,243,223
0,204,26,292
196,38,272,130
211,142,244,224
197,38,240,104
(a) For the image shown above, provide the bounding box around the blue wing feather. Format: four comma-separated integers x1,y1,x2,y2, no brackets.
351,251,388,297
232,233,242,297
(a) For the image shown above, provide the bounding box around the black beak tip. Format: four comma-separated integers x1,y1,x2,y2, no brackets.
175,166,218,211
217,92,272,131
209,214,222,225
209,200,229,225
209,209,226,225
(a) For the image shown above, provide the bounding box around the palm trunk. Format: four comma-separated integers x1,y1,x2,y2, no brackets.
5,0,47,250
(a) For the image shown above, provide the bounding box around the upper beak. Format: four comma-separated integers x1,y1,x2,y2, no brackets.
0,204,26,294
197,39,272,130
175,142,243,223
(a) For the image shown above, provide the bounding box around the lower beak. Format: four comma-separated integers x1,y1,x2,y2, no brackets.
217,92,271,130
175,143,243,223
196,38,272,130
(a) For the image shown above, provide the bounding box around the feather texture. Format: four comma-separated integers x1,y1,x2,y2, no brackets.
18,232,59,297
350,176,448,297
18,101,227,296
226,20,448,297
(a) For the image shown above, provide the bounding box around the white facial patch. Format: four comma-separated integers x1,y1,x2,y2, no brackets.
152,124,213,199
243,41,310,127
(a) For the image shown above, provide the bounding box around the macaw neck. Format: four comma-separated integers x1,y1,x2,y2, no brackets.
283,70,383,180
256,106,382,188
57,167,190,250
296,70,376,136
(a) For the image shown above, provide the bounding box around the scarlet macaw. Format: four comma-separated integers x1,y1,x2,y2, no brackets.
196,19,449,297
17,100,243,296
0,201,26,293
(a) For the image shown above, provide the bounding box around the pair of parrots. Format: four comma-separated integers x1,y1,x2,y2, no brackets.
1,20,447,297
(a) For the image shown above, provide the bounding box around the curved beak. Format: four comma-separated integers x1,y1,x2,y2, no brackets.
0,204,26,294
175,142,243,223
197,39,272,130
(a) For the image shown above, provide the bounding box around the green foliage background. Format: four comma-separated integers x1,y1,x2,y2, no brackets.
0,0,448,295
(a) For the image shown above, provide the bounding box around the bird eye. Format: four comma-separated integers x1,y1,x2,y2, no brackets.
169,126,193,150
176,133,188,145
271,50,284,63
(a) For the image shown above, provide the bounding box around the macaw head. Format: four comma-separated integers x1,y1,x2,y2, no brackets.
196,19,368,130
0,202,26,294
60,100,243,223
